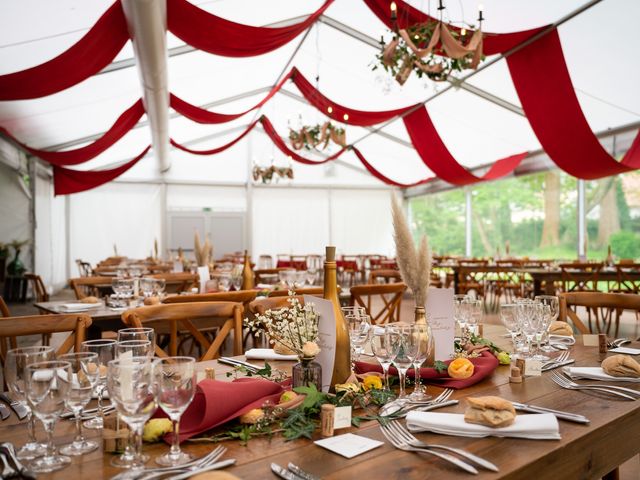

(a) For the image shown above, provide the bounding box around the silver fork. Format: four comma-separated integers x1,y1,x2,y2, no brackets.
555,372,640,398
390,388,455,416
386,420,499,472
542,351,570,368
379,422,478,474
550,372,636,400
110,446,226,480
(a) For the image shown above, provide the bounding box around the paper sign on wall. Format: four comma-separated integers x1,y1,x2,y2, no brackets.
304,295,335,393
425,287,455,361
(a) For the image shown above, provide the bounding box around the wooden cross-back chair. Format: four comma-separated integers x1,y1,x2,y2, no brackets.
456,267,487,298
613,263,640,294
0,314,92,367
24,273,49,302
350,282,406,325
150,272,197,294
75,259,93,277
269,287,328,297
559,292,640,337
69,276,113,299
121,302,243,360
559,262,603,293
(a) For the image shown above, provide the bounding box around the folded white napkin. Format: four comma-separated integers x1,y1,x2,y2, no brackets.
406,412,560,440
58,303,99,312
549,335,575,345
244,348,298,361
563,366,640,383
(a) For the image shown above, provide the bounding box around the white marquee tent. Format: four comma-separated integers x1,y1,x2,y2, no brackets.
1,0,638,293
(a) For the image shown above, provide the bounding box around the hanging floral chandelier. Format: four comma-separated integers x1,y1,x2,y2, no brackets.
373,1,485,85
288,120,347,151
252,163,294,184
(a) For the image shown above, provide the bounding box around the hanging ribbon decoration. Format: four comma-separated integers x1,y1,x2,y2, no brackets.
0,1,129,100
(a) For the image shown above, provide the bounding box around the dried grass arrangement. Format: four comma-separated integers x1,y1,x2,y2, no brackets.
390,194,431,308
194,231,213,267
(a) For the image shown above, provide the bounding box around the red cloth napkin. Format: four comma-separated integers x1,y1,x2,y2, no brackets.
155,377,284,441
355,351,499,389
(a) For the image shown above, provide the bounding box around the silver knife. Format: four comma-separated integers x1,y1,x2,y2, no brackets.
218,357,260,373
271,463,304,480
0,393,28,420
288,463,322,480
0,402,9,420
512,402,590,424
541,359,575,372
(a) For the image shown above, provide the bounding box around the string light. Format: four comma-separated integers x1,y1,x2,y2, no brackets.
461,28,467,36
343,113,349,121
390,1,397,21
327,106,333,114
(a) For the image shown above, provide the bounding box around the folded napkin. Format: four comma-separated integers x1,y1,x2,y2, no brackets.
355,351,499,389
58,303,99,312
155,378,284,442
244,348,298,361
406,411,560,440
549,335,575,345
564,367,640,383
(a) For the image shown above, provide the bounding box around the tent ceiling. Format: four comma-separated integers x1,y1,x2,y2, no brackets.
0,0,639,186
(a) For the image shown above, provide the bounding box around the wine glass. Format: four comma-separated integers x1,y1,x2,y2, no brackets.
81,339,116,430
408,324,433,401
4,346,54,459
118,327,156,357
25,360,72,472
465,299,483,337
535,295,559,352
345,313,372,369
453,294,469,337
388,324,417,400
58,352,100,455
217,273,231,292
533,303,551,361
153,278,166,298
517,301,539,358
107,357,157,470
117,340,153,358
305,269,319,285
154,357,196,466
499,304,521,355
370,327,399,392
140,278,155,298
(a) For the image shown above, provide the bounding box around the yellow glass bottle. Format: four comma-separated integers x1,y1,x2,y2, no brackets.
241,250,254,290
323,246,351,390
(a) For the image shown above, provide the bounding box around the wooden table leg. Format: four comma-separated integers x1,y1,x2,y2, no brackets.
602,467,619,480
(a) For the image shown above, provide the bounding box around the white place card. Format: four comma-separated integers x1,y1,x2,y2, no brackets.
333,406,352,429
608,347,640,355
173,260,184,273
583,334,599,347
314,433,383,459
524,359,542,377
197,266,210,293
304,295,335,393
425,287,455,361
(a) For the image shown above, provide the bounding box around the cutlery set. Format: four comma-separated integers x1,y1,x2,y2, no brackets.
271,462,321,480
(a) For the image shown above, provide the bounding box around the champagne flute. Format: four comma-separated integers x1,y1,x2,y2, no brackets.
533,303,551,361
4,346,54,459
154,357,196,466
535,295,559,352
499,304,521,355
58,352,99,455
388,325,417,400
370,328,398,392
81,339,116,429
453,294,469,338
25,360,72,472
107,357,157,470
408,324,433,401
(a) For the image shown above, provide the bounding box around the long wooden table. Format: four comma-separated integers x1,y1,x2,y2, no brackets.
1,326,639,479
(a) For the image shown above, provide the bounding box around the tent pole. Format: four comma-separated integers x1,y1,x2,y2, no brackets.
577,179,586,260
465,188,472,257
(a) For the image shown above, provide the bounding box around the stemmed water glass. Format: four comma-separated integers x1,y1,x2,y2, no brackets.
153,278,166,298
345,313,372,369
533,304,552,361
58,352,100,455
81,339,116,430
453,294,469,337
517,301,540,358
535,295,559,352
370,327,398,392
407,324,433,401
305,269,319,286
4,346,54,459
140,278,155,298
499,304,521,355
118,327,156,357
107,357,157,470
25,360,72,472
465,299,483,336
117,340,153,358
388,325,418,400
154,357,196,466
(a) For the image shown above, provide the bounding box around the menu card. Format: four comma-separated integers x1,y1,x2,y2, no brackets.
197,266,210,293
425,287,455,361
304,295,335,393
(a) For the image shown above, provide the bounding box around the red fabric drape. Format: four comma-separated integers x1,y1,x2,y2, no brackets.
290,67,418,126
170,71,292,124
363,0,546,56
167,0,333,57
259,116,345,165
1,99,144,166
507,29,640,179
0,2,129,100
403,107,527,185
170,121,259,155
352,147,433,187
54,145,150,196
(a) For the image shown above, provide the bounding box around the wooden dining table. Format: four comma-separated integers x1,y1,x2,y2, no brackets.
1,325,639,479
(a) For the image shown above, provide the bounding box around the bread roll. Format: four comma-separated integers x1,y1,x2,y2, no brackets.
80,296,100,304
602,354,640,378
273,341,296,356
548,321,573,337
144,296,161,306
464,396,516,428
